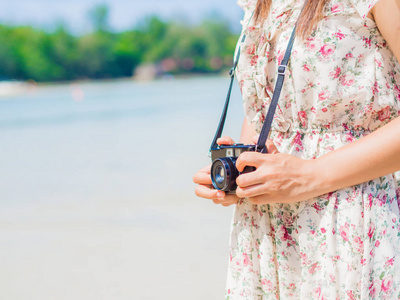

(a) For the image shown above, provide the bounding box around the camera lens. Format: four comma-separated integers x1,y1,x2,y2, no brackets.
210,157,239,192
215,165,225,185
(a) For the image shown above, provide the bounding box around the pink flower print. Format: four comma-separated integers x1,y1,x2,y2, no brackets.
346,290,355,300
243,240,252,253
367,194,373,208
291,132,303,150
246,44,256,55
277,53,284,65
258,35,265,47
281,226,292,242
385,258,394,267
352,236,364,253
345,132,355,142
331,2,345,13
345,52,354,59
303,64,311,72
377,106,391,121
298,111,307,127
248,26,256,32
369,281,378,298
320,44,336,58
363,37,372,48
375,240,380,247
306,38,322,52
250,55,259,66
261,279,274,291
340,72,355,86
372,81,379,94
322,107,328,113
282,212,294,227
339,224,349,241
368,224,375,240
329,274,336,283
395,84,400,101
381,275,393,293
334,32,345,40
363,103,374,114
329,67,341,79
309,262,320,274
318,90,330,101
320,242,327,253
261,278,268,286
301,252,309,265
313,287,322,298
243,253,251,267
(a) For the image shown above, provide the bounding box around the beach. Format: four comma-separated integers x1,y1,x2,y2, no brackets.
0,76,245,299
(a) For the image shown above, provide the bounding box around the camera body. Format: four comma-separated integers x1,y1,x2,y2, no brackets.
210,144,258,194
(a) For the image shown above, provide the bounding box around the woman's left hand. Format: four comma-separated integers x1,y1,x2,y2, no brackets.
235,140,322,204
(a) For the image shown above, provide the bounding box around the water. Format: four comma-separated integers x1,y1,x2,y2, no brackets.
0,76,245,299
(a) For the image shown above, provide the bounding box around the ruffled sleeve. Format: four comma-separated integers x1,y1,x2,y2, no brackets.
237,0,257,13
350,0,381,18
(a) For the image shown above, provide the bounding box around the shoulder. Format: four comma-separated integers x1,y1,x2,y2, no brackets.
349,0,382,18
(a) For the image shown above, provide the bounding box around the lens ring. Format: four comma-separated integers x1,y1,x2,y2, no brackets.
210,157,239,191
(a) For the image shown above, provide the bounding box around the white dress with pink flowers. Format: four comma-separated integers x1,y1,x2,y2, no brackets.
227,0,400,298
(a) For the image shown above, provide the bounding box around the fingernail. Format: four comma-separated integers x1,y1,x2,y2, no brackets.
217,192,224,197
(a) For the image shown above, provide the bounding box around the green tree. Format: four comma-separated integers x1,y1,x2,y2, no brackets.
89,4,110,33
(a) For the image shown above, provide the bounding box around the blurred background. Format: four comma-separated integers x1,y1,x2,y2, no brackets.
0,1,247,299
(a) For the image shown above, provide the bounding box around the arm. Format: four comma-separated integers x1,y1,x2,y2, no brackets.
235,0,400,203
240,118,257,144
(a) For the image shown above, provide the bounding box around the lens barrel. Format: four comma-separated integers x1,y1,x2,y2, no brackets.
210,157,239,192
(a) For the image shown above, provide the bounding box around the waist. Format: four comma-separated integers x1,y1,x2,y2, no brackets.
269,126,373,158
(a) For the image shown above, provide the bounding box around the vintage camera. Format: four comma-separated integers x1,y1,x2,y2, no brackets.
210,144,257,194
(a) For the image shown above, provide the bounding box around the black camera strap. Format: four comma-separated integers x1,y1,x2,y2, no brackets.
209,24,298,154
209,33,247,154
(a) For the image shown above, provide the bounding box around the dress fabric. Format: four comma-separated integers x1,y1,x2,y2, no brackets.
227,0,400,298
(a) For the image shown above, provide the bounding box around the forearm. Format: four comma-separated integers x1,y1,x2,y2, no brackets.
240,118,257,144
315,117,400,194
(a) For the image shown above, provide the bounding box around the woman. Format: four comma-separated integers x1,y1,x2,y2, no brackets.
193,0,400,298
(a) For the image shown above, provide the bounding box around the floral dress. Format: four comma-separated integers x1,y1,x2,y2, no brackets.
227,0,400,298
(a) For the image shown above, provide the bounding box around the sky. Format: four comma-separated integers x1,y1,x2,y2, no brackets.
0,0,244,33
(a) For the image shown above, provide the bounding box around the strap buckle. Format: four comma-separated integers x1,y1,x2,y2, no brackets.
229,68,235,78
277,65,287,76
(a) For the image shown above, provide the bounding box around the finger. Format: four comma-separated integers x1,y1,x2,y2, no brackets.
193,171,212,185
213,195,239,206
236,170,264,188
236,152,264,172
193,164,211,184
199,164,211,173
195,184,220,199
217,136,235,145
236,183,267,199
221,198,240,206
265,140,279,154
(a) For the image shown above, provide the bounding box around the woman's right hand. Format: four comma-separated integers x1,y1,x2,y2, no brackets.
192,136,240,207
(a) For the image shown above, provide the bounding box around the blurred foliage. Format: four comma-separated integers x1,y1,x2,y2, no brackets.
0,5,239,82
